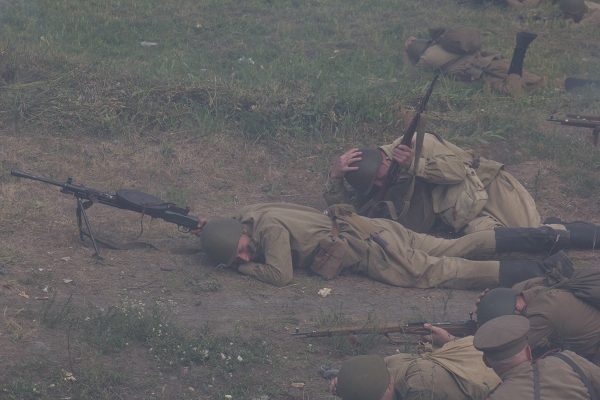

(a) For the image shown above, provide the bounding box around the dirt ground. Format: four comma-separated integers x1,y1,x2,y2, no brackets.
1,131,599,399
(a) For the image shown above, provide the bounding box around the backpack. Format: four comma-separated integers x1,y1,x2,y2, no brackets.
553,267,600,310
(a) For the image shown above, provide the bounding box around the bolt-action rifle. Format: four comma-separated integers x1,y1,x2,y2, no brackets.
548,114,600,146
10,169,200,258
292,318,476,340
386,74,440,187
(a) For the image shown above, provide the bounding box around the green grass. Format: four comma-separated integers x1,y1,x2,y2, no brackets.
2,0,599,195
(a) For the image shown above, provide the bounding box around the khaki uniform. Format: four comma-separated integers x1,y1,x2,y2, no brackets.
233,203,500,289
416,44,543,95
324,134,541,234
488,350,600,400
387,337,501,400
512,279,600,362
581,1,600,24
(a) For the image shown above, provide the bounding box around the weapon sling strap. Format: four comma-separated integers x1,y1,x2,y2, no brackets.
532,353,598,400
532,360,541,400
397,116,426,219
552,353,598,400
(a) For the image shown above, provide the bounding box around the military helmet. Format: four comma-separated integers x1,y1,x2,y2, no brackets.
559,0,588,20
476,288,518,326
336,355,390,400
202,218,244,266
405,38,430,65
345,148,383,195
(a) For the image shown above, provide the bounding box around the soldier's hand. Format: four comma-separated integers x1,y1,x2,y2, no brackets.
391,145,414,169
422,323,456,347
329,376,338,395
330,148,362,179
190,218,208,236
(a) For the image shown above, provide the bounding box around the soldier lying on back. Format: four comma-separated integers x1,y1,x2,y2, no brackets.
194,202,576,289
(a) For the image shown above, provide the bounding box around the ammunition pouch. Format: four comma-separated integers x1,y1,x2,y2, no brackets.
433,166,488,231
311,237,348,280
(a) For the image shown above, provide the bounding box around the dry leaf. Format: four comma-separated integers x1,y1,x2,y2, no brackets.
63,279,73,284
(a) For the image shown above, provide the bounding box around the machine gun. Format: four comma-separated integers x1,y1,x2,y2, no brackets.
548,114,600,146
10,169,200,258
292,318,476,342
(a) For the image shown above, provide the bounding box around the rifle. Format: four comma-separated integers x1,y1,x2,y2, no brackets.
292,319,477,340
386,75,439,186
547,114,600,146
10,169,200,258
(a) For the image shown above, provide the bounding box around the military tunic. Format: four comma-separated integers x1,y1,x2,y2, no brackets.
324,134,541,234
233,203,500,289
385,336,500,400
516,283,600,362
388,337,500,400
488,350,600,400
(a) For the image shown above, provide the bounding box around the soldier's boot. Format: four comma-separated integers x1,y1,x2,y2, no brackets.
498,251,574,287
507,31,538,76
495,226,569,254
544,218,600,249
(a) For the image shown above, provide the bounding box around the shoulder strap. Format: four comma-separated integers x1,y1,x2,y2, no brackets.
552,352,598,400
532,361,541,400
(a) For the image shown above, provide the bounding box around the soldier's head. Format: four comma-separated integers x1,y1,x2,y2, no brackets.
476,288,519,326
474,315,532,374
202,218,256,266
559,0,588,22
335,355,393,400
345,148,391,195
404,37,430,65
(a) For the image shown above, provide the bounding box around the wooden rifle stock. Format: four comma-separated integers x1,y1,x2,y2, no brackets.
292,319,476,339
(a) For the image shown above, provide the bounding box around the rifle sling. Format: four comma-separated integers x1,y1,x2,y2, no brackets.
397,115,426,219
551,353,598,400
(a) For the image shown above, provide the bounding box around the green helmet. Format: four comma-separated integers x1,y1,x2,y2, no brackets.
202,218,244,266
336,355,390,400
559,0,588,20
345,148,383,195
406,38,430,65
477,288,518,326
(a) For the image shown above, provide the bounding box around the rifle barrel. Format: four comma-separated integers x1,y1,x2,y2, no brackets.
11,169,65,187
566,113,600,121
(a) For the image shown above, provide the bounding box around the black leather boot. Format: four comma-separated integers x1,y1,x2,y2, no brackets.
543,218,599,249
498,251,574,287
495,227,569,253
498,260,545,287
564,222,599,249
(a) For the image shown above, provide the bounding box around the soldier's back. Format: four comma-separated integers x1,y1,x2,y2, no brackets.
489,351,595,400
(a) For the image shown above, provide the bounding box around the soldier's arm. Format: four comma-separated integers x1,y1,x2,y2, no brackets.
323,173,352,206
323,149,361,205
384,135,466,184
237,225,294,287
524,313,555,352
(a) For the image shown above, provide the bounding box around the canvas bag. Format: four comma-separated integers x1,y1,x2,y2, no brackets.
553,267,600,310
430,27,482,55
432,165,488,231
